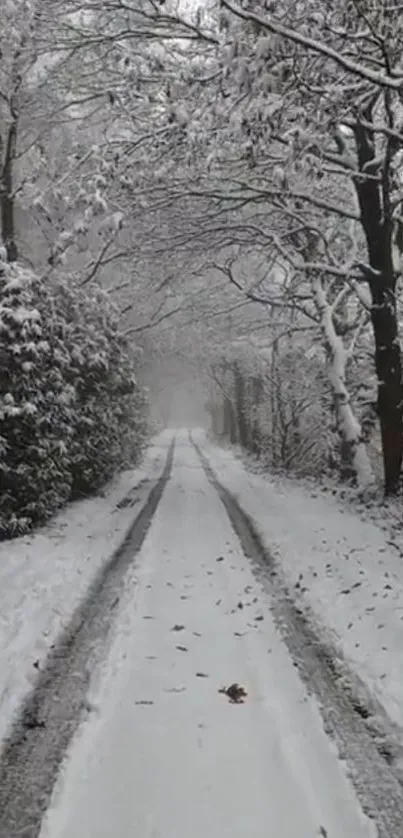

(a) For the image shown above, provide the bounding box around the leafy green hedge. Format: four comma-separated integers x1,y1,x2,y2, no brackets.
0,264,148,538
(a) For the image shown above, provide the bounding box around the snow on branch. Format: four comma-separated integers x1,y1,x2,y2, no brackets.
221,0,403,91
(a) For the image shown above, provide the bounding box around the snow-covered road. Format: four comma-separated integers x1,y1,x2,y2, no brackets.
40,434,375,838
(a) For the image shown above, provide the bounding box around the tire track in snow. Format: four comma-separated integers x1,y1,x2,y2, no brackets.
0,439,175,838
192,434,403,838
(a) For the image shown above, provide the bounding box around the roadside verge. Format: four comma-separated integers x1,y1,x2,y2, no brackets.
191,432,403,827
0,433,173,748
193,433,403,733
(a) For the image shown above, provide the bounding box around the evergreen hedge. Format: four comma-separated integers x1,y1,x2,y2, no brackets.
0,264,147,538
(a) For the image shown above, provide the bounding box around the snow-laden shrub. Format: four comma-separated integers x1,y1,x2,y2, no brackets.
49,280,148,497
0,264,147,538
0,266,72,535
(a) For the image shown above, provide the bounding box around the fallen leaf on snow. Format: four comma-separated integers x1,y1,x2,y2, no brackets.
218,683,247,704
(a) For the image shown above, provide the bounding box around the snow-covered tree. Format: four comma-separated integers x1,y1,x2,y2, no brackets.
117,0,403,494
204,0,403,494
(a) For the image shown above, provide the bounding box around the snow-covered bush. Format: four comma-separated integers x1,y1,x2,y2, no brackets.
0,266,72,535
51,280,148,498
0,264,147,538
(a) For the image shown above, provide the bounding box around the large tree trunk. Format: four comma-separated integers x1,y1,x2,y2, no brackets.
251,375,263,457
210,403,221,438
0,122,18,263
369,281,402,495
354,118,403,495
233,362,248,448
219,361,237,444
312,274,374,489
270,338,279,468
223,391,236,442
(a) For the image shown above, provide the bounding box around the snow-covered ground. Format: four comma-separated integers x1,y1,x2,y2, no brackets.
40,434,375,838
0,434,170,746
3,428,403,835
198,433,403,732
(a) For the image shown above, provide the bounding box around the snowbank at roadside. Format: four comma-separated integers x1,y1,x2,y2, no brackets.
0,433,172,745
198,433,403,732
